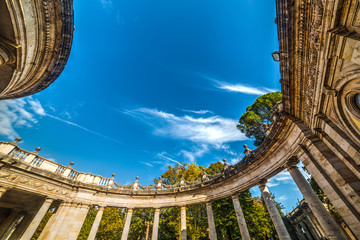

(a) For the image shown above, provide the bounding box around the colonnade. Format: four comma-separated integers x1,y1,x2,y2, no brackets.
292,214,325,240
0,157,350,240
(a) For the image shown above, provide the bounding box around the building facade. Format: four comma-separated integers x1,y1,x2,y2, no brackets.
0,0,359,239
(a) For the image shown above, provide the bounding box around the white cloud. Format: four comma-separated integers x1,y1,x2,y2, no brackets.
268,170,294,187
124,108,246,145
229,157,242,165
46,114,121,144
201,75,275,95
182,109,214,115
180,144,209,162
0,98,41,139
214,144,241,156
157,152,181,164
0,97,121,144
278,195,288,201
28,98,46,116
139,161,153,167
100,0,112,8
215,81,270,95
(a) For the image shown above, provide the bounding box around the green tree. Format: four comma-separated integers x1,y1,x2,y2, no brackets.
95,207,126,240
128,208,154,240
77,206,98,240
31,208,55,240
237,91,282,146
158,207,179,240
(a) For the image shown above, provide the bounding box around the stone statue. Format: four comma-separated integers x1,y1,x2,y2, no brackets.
223,159,230,173
179,175,186,187
243,144,252,156
156,177,163,190
132,176,140,190
201,168,209,182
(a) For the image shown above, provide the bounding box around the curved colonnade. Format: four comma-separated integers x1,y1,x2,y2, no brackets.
0,0,360,239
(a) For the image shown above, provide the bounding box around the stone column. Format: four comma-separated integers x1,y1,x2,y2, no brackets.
121,208,133,240
151,208,160,240
0,187,7,199
67,204,90,240
0,208,22,237
299,221,314,240
205,202,217,240
299,144,360,236
232,195,251,240
0,43,15,66
180,206,186,240
38,202,72,240
20,198,53,240
286,158,347,240
294,226,306,240
258,179,291,240
87,206,105,240
1,211,25,239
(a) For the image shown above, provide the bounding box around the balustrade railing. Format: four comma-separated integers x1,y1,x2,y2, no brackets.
0,140,257,193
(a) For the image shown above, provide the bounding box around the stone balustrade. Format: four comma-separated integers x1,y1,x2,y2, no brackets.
0,141,259,194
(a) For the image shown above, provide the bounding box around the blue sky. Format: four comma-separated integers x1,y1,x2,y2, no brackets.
0,0,303,213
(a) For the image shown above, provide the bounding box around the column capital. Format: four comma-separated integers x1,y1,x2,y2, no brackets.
231,195,239,200
44,198,54,203
285,157,299,170
127,208,134,213
258,179,268,188
0,187,8,193
154,208,160,213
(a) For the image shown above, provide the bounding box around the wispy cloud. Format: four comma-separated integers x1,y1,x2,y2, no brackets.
157,152,181,164
180,144,209,162
139,161,153,167
215,81,272,95
0,97,121,144
278,195,288,201
267,170,294,187
202,75,275,95
100,0,112,8
229,157,242,165
182,109,214,115
0,97,40,139
46,114,121,144
124,108,246,145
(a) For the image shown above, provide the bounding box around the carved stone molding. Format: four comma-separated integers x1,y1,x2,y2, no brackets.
0,172,69,196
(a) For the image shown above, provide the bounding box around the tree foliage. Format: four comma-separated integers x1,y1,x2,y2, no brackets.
237,91,282,146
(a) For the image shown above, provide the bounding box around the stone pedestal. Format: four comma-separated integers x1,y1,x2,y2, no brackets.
286,158,347,240
20,198,53,240
232,195,251,240
180,206,186,240
258,179,291,240
121,208,133,240
87,206,105,240
151,208,160,240
205,202,217,240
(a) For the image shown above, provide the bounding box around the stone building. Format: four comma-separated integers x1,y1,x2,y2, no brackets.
286,199,357,240
0,0,74,99
0,0,360,239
